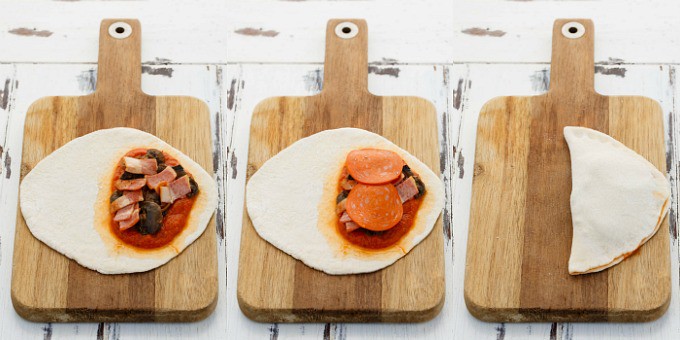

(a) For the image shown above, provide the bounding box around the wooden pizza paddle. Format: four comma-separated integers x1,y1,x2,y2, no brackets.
237,19,445,323
11,19,217,322
465,19,670,322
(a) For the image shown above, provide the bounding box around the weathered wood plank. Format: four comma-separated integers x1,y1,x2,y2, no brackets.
0,64,20,336
0,0,453,65
225,0,454,64
0,1,227,65
4,1,680,65
450,1,680,64
0,64,17,189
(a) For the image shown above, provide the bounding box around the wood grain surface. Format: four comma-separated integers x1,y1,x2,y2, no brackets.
465,19,671,322
10,19,217,322
237,19,445,323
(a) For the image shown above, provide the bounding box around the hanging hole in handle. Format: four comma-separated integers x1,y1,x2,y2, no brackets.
561,22,585,39
108,22,132,39
335,22,359,39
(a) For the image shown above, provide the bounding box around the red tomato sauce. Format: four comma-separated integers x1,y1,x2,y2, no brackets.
336,167,423,250
109,148,195,249
110,197,195,249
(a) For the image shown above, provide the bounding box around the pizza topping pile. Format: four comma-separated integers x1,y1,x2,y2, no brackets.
336,149,426,234
110,148,199,234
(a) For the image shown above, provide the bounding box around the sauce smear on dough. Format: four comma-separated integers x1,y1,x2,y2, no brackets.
109,148,197,249
111,197,195,249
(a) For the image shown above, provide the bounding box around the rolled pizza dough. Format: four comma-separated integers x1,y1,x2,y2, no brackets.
246,128,445,275
20,127,218,274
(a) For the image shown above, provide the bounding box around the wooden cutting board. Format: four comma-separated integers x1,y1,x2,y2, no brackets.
11,19,217,322
465,19,671,322
237,19,445,323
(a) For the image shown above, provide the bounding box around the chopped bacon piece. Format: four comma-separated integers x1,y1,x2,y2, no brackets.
392,173,406,185
169,175,192,200
113,203,137,221
340,177,357,190
124,157,157,175
115,178,147,191
396,177,420,203
339,212,352,223
160,185,173,204
336,198,347,215
345,222,360,233
146,166,177,190
110,190,144,212
158,175,193,204
165,158,179,167
118,206,140,231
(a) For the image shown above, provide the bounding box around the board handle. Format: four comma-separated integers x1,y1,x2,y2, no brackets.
95,19,143,95
549,19,595,97
321,19,369,95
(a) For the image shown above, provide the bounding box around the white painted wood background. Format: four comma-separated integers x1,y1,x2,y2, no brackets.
1,0,679,339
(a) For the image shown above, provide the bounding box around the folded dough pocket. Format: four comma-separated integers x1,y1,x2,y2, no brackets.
564,126,670,275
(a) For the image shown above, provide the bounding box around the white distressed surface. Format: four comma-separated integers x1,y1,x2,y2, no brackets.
0,0,679,339
4,1,680,64
0,0,453,65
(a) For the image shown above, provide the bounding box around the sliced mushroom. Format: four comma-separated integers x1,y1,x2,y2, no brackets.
402,164,414,178
120,171,144,180
110,190,123,203
172,165,187,178
145,149,165,164
187,177,199,198
160,202,172,215
336,190,350,204
137,201,163,235
142,187,161,205
413,176,426,198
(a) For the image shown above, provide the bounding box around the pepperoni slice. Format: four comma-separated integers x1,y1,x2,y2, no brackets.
346,149,404,184
345,183,403,231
